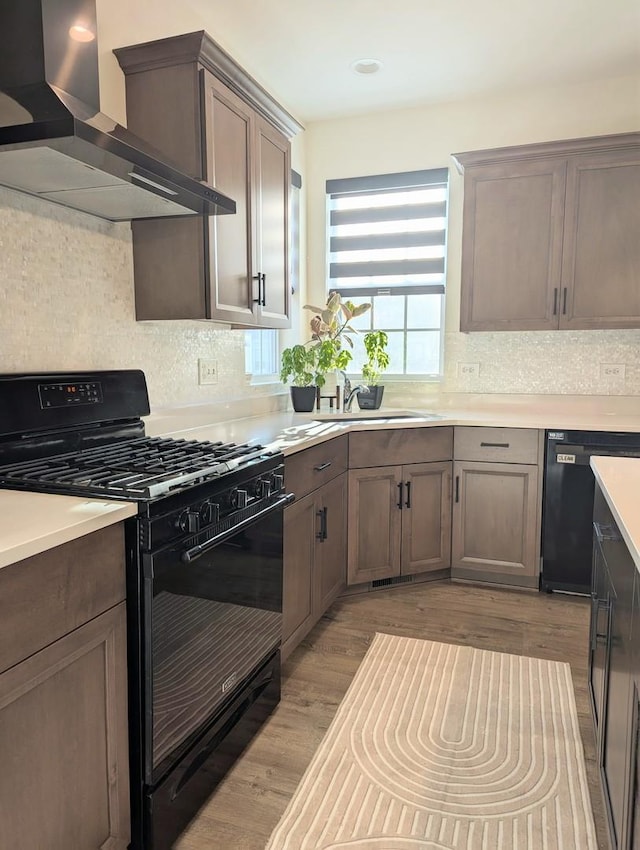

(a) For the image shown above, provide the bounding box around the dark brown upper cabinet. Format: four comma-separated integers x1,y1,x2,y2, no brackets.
115,31,302,327
453,133,640,332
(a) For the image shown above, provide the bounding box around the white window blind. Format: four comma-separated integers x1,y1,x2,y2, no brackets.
327,168,448,295
326,169,449,377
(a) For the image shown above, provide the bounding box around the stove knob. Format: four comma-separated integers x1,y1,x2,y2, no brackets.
271,473,284,492
177,509,200,534
199,500,220,526
229,488,248,509
258,478,272,498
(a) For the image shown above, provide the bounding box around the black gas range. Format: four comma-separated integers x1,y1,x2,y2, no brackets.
0,370,293,850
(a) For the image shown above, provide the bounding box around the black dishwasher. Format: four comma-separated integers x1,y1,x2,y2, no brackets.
541,429,640,594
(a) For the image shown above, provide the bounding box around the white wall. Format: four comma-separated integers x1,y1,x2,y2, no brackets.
306,74,640,397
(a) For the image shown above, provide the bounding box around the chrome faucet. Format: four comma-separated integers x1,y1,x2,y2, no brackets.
343,383,369,412
340,371,351,401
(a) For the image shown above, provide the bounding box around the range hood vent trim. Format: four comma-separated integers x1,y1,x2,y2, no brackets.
0,0,236,222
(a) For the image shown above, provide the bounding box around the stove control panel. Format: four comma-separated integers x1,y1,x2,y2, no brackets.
39,381,104,409
144,460,286,551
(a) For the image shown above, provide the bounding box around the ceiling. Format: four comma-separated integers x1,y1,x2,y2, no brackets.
186,0,640,124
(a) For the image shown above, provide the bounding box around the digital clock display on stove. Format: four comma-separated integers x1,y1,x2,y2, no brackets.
38,381,104,409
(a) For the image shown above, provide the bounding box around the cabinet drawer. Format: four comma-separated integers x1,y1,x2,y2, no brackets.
285,435,348,500
454,427,540,464
349,427,453,468
0,523,126,674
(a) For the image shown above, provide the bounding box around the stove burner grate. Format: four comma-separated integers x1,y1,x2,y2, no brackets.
0,436,273,499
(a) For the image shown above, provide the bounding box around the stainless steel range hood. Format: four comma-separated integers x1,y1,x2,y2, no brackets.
0,0,236,221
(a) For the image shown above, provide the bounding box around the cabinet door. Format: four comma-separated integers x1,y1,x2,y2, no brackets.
253,115,291,328
602,580,634,850
561,152,640,329
203,71,256,325
283,493,317,653
460,159,566,331
348,467,402,585
630,679,640,850
0,603,129,850
315,473,347,614
401,461,452,575
451,461,540,580
590,540,612,737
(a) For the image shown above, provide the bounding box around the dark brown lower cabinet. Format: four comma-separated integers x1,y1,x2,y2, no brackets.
0,605,129,850
283,473,347,657
347,461,452,585
590,484,639,850
0,525,130,850
631,688,640,849
451,460,540,586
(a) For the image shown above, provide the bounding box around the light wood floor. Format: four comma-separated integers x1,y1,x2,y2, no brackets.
175,580,611,850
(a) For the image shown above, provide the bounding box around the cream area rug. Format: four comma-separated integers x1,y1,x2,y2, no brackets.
266,633,597,850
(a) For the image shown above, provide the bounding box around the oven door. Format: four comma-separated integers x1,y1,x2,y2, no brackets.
142,492,293,786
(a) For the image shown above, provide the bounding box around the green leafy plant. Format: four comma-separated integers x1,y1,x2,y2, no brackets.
361,330,390,385
280,344,320,387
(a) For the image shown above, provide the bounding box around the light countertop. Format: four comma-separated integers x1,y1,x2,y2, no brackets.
145,405,640,456
0,491,137,570
590,456,640,573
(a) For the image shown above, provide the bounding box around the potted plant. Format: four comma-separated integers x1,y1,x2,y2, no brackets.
357,330,390,410
280,344,321,412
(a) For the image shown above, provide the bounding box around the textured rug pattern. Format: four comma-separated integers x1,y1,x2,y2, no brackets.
266,633,597,849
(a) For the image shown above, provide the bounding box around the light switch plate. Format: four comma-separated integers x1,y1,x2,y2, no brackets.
198,359,219,385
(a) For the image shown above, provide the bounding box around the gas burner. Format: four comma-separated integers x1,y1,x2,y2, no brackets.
0,436,275,500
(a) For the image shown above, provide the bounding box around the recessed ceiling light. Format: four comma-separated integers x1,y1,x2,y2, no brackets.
69,23,95,42
350,58,383,75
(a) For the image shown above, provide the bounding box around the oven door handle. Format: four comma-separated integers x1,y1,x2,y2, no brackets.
180,492,295,563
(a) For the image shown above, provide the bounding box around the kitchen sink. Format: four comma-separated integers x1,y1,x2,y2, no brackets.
311,409,442,422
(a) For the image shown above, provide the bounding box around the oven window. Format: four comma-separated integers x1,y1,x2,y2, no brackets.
149,513,283,771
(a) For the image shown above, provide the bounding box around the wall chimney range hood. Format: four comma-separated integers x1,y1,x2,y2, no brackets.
0,0,236,221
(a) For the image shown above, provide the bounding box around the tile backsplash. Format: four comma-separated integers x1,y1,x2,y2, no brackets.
443,329,640,395
0,187,283,410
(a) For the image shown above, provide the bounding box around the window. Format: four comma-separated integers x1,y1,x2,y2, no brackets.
244,329,278,376
326,168,448,377
245,170,302,378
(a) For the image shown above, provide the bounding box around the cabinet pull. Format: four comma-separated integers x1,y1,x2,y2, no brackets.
316,507,327,541
252,273,262,305
397,482,404,510
260,272,267,307
480,442,510,448
322,506,328,540
405,481,412,509
455,475,460,503
562,287,567,315
314,461,332,472
553,287,558,315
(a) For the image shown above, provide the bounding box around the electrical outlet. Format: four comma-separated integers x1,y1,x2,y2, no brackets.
457,362,480,378
198,359,219,385
600,363,626,380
